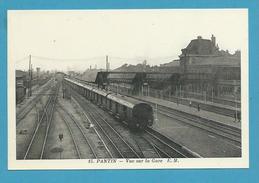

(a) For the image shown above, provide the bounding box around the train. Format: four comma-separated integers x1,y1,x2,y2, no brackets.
63,78,154,130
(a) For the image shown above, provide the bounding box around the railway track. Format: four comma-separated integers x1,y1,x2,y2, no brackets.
128,96,241,146
199,103,239,117
23,84,59,160
86,102,198,158
73,79,241,144
75,95,158,158
71,98,113,158
144,128,200,158
16,81,52,125
67,79,241,159
157,107,241,146
71,87,200,158
57,103,98,159
72,91,140,159
132,133,161,158
163,96,240,116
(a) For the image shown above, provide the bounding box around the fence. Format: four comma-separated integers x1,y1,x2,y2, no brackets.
147,88,241,108
106,83,240,108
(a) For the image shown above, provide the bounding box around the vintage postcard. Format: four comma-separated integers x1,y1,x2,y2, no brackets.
8,9,248,169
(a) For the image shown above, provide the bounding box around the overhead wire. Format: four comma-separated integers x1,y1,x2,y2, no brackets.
14,54,175,63
31,55,105,62
14,56,29,64
14,54,176,70
109,55,176,61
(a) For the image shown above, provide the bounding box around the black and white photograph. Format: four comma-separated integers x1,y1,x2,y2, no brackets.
8,9,248,169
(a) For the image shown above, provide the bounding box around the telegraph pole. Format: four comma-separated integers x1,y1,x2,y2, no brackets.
30,56,33,97
36,67,40,86
28,55,32,97
106,55,109,72
29,55,33,97
105,55,110,90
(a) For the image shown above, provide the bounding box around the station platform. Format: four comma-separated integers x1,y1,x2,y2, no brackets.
147,94,240,118
134,95,241,129
179,96,240,111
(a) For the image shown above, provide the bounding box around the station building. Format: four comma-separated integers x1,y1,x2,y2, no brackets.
179,35,241,101
94,35,241,104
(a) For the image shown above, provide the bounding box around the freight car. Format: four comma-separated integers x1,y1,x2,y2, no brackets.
64,78,154,129
16,85,26,104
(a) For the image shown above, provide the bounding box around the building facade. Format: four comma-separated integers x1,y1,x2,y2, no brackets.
94,35,241,104
179,35,241,101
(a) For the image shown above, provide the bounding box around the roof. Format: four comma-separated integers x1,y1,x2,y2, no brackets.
185,38,215,55
146,73,173,80
160,60,180,67
107,73,136,80
81,70,100,82
16,70,27,78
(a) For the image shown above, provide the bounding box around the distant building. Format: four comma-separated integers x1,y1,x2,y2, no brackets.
179,35,240,68
95,35,241,103
16,70,27,86
16,70,27,104
159,59,180,72
179,35,241,100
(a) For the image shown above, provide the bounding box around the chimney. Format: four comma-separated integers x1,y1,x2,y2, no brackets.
211,34,216,46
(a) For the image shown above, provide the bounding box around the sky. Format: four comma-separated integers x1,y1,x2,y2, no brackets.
8,9,247,72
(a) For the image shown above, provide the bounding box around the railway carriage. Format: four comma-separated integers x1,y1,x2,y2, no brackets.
64,78,154,129
106,93,153,129
92,88,108,106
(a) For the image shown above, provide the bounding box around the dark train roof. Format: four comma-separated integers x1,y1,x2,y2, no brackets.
107,93,146,108
65,78,93,91
65,78,147,109
66,78,110,97
92,88,110,97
